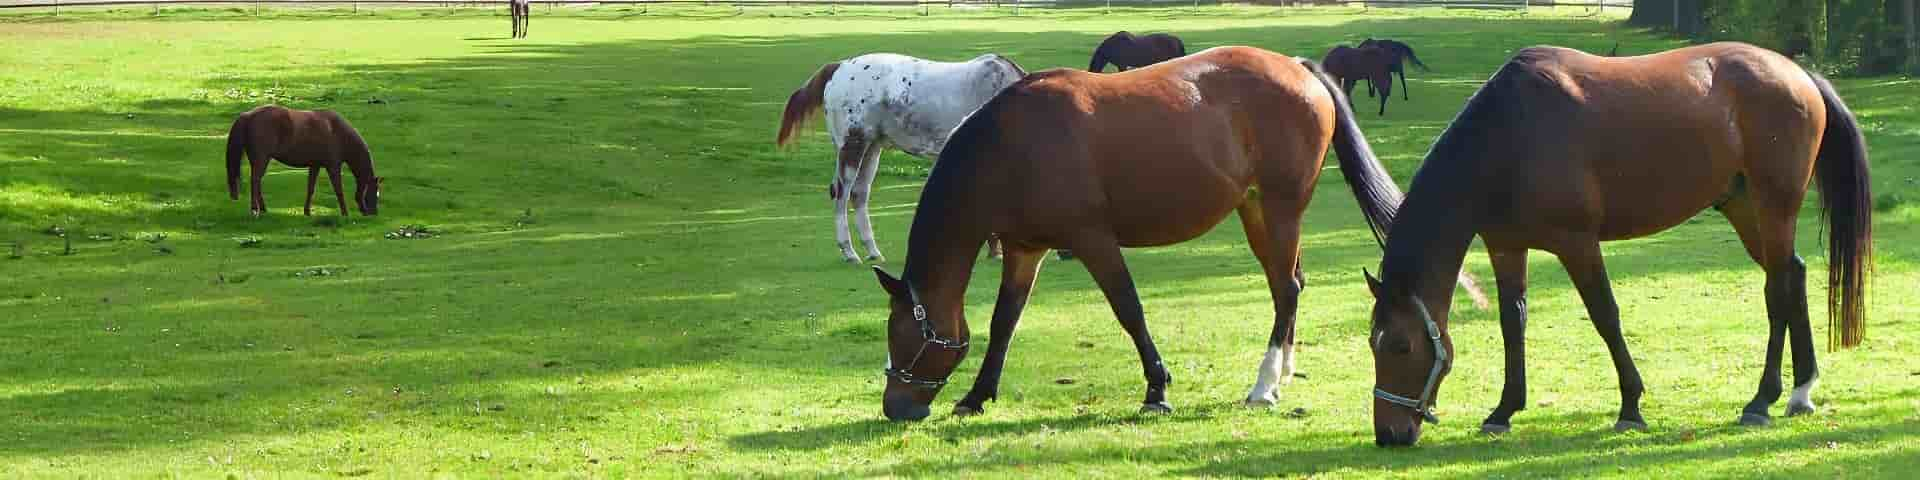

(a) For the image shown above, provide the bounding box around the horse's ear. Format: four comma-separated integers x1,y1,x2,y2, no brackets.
1363,269,1383,298
873,266,908,299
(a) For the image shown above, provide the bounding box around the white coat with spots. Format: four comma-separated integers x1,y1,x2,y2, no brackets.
777,53,1026,263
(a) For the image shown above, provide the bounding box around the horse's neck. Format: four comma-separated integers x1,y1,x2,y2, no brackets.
902,187,993,324
1381,180,1480,321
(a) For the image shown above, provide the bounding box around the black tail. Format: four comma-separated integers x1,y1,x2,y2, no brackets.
1397,43,1429,71
1300,59,1398,245
1301,58,1487,308
226,114,248,200
1808,71,1871,349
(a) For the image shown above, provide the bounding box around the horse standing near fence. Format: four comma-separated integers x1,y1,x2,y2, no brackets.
1322,45,1398,115
1363,43,1870,446
1356,38,1430,101
1088,31,1188,72
778,53,1029,264
869,46,1485,421
225,105,384,217
510,0,531,39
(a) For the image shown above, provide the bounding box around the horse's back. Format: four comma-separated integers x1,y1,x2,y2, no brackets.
826,53,1019,157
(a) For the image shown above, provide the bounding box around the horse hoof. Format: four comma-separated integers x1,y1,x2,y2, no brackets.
1480,423,1512,435
1242,396,1276,408
842,256,861,264
1138,402,1173,415
866,255,886,264
1613,420,1649,433
1738,412,1772,427
953,404,984,417
1786,402,1816,417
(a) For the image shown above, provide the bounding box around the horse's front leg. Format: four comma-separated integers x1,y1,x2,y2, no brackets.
304,167,320,216
1069,232,1172,413
325,165,349,216
1480,246,1531,434
1555,239,1647,432
954,244,1046,416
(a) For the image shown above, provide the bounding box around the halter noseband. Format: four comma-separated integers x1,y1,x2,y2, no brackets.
1373,297,1448,424
884,281,969,390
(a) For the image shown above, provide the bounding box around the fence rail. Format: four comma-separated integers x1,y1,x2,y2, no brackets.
0,0,1632,9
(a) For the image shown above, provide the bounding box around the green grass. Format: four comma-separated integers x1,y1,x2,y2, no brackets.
4,5,1919,478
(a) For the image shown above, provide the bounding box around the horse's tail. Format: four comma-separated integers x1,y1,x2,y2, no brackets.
1300,58,1488,308
777,61,840,147
1397,42,1429,71
226,113,249,200
1808,71,1871,349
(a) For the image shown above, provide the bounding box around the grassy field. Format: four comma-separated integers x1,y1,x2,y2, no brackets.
3,5,1918,478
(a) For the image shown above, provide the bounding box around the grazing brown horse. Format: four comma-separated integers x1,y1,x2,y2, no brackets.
1321,45,1398,116
225,105,383,217
1364,43,1870,446
1088,31,1187,72
509,0,530,39
1356,38,1430,101
871,46,1485,421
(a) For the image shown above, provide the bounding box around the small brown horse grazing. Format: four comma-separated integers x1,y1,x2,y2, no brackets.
1321,45,1398,116
226,105,383,216
1365,42,1870,446
1356,38,1430,101
509,0,530,39
1088,31,1187,72
871,46,1484,421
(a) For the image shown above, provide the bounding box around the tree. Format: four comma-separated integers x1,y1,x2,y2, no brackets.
1628,0,1707,35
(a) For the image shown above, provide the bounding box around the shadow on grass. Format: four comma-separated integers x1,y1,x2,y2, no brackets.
2,15,1916,470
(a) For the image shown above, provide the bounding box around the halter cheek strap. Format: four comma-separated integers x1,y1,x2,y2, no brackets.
884,281,969,390
1373,297,1448,425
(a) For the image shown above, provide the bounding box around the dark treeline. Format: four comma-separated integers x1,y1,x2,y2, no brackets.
1629,0,1919,75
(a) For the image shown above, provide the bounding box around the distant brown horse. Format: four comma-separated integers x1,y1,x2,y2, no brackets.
225,105,383,217
1364,43,1871,446
870,46,1484,421
1322,45,1398,116
1088,31,1187,72
509,0,530,39
1356,38,1430,101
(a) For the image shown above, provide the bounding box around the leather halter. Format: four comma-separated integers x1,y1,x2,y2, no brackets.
884,281,968,390
1373,297,1447,424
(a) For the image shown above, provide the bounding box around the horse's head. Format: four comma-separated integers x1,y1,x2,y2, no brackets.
1364,270,1453,447
357,176,383,216
873,266,969,421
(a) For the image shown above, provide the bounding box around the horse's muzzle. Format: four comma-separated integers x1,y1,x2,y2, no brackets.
1374,423,1423,447
883,394,930,422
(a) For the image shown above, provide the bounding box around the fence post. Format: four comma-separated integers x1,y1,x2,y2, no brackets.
1908,0,1918,75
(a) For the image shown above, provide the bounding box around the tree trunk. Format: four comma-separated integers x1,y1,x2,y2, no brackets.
1628,0,1675,27
1896,0,1912,73
1779,0,1817,58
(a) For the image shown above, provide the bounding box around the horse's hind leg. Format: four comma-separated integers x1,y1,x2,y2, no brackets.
849,139,885,263
829,138,867,263
304,167,320,216
248,155,269,217
1234,202,1305,407
1067,232,1173,413
1721,182,1819,426
1398,70,1410,101
1551,237,1647,432
953,243,1046,416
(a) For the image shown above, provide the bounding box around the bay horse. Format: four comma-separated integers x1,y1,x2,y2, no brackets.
870,46,1484,421
225,105,383,217
1363,42,1870,446
1321,45,1398,116
1356,38,1430,101
509,0,530,39
1088,31,1188,72
777,53,1029,264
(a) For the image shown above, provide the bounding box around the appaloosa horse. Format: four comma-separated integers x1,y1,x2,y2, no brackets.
870,46,1484,421
225,105,383,216
1322,45,1399,116
1364,43,1870,446
1088,31,1188,72
777,53,1027,264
